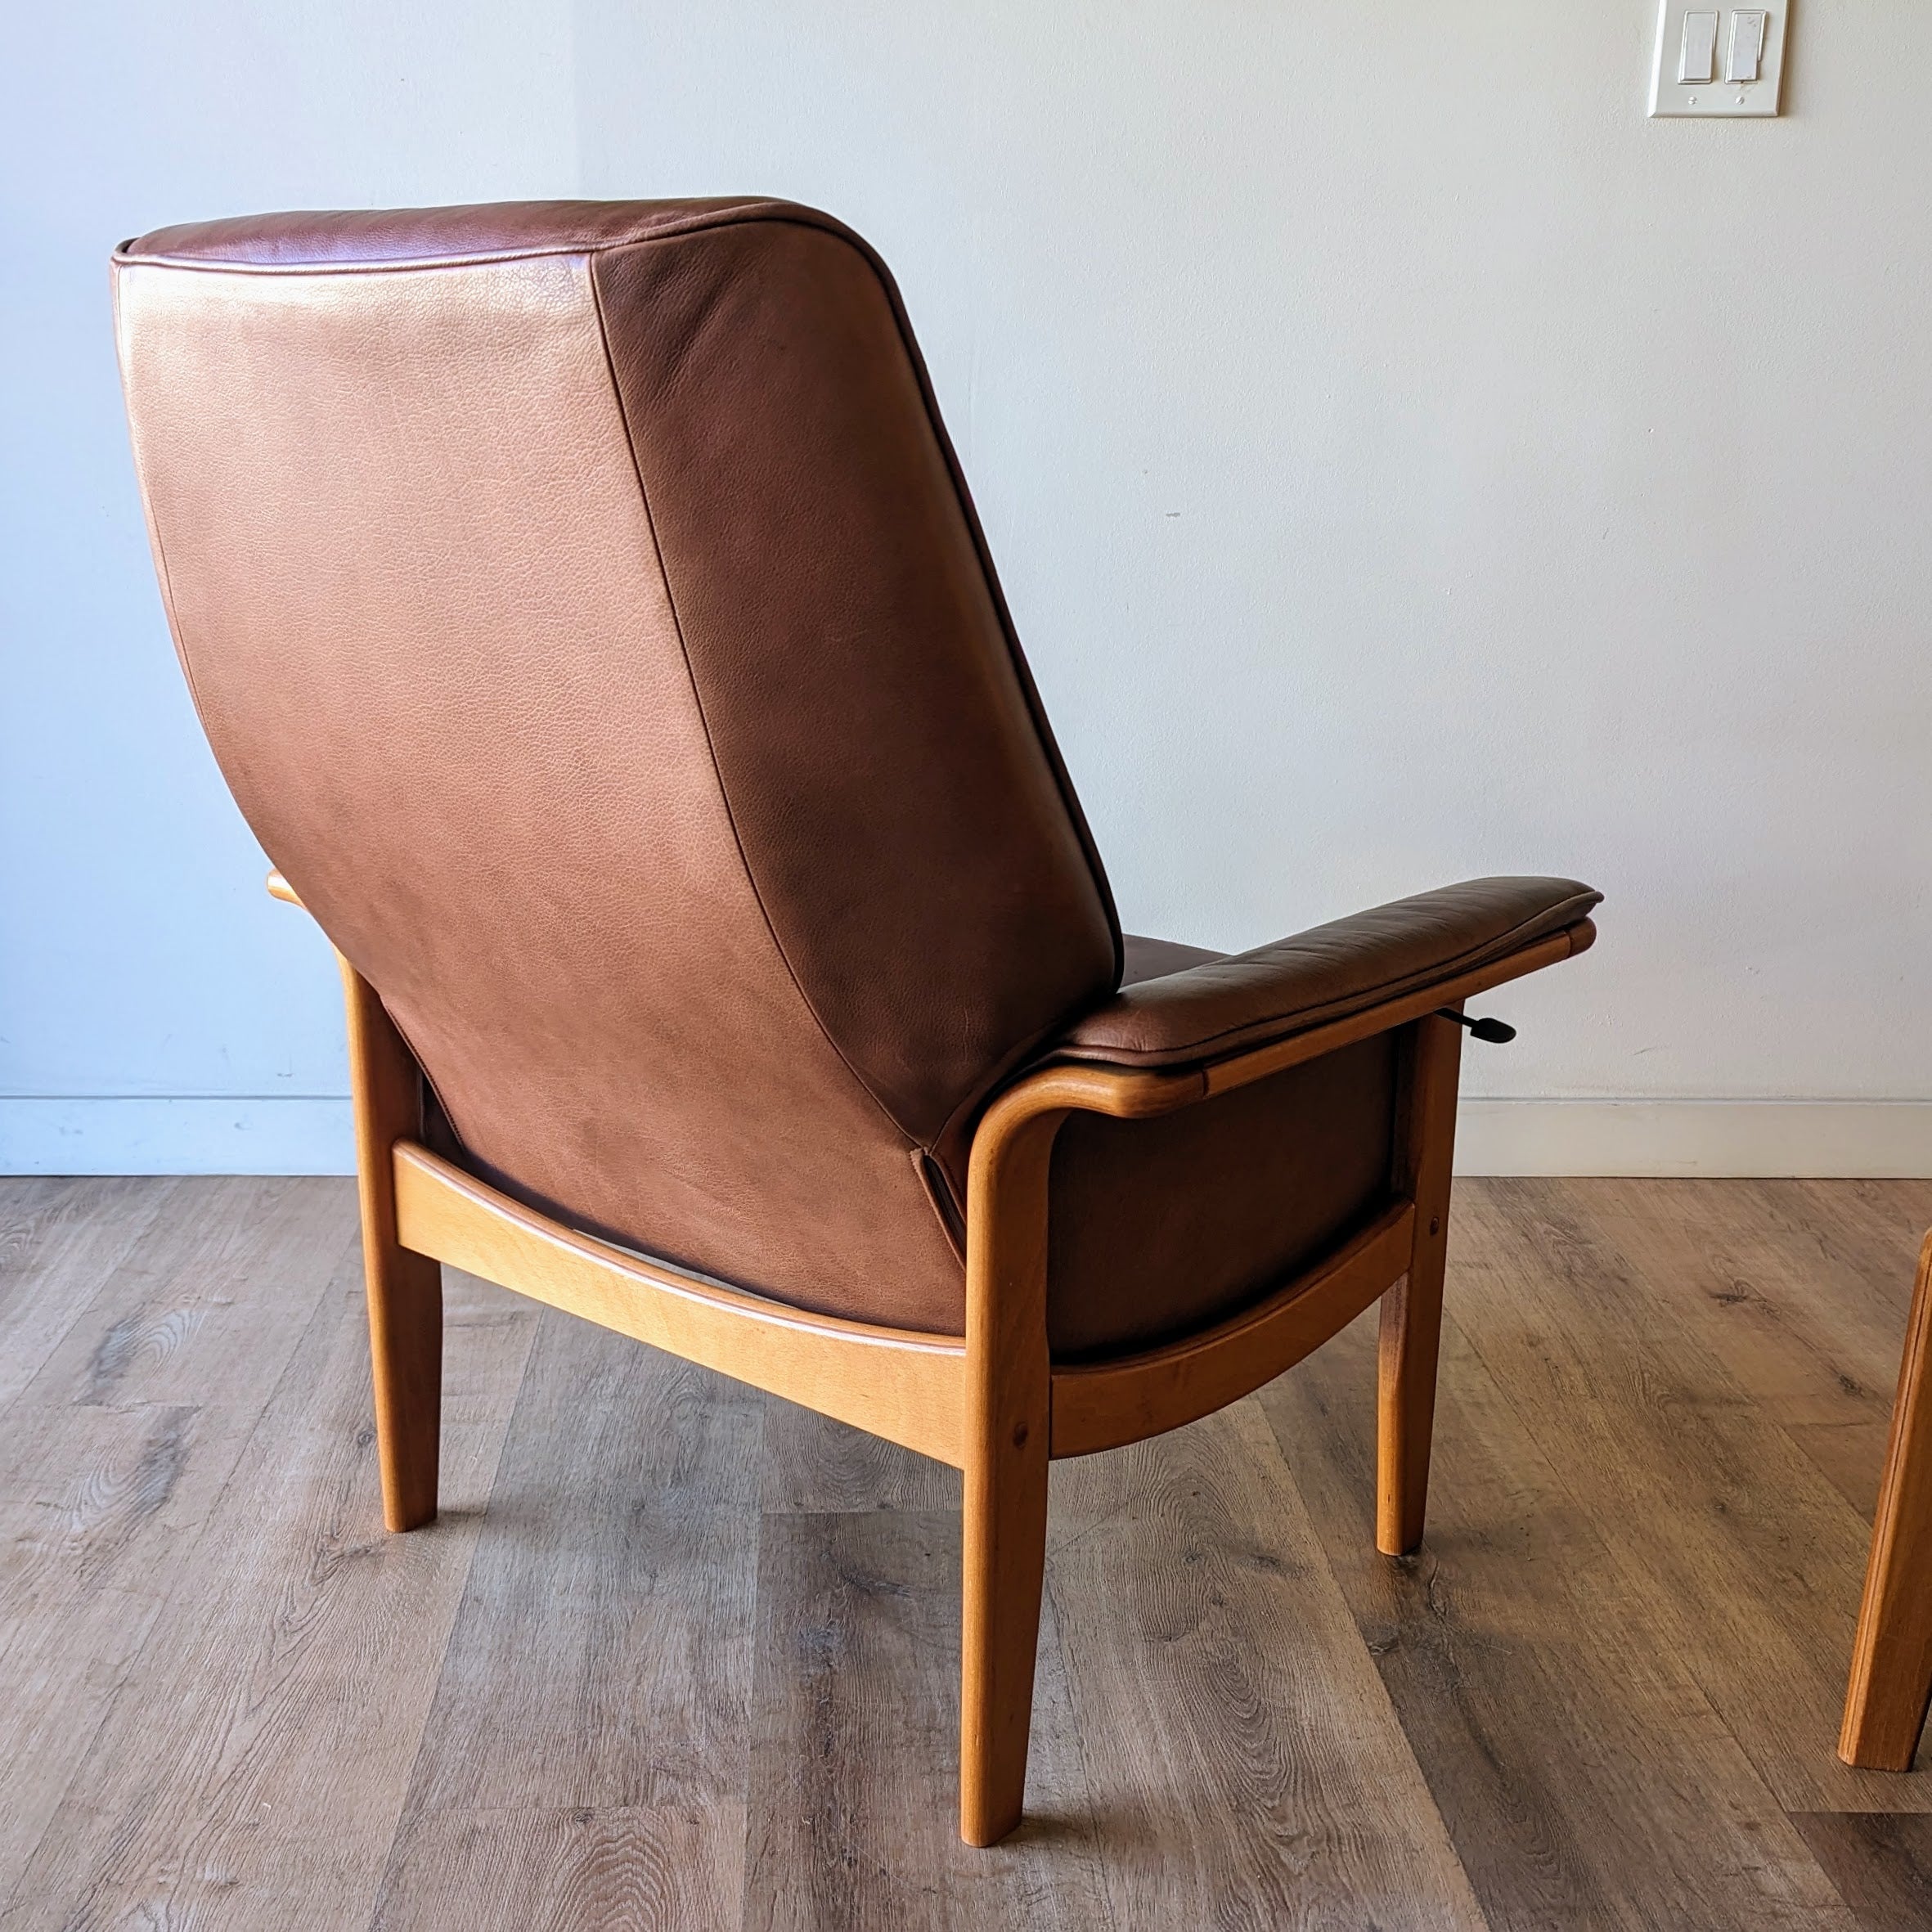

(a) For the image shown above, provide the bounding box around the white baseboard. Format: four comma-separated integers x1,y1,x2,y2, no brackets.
3,1095,1930,1182
0,1097,353,1175
1455,1099,1932,1178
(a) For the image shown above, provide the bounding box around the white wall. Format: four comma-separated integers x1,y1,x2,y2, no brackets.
5,2,1930,1177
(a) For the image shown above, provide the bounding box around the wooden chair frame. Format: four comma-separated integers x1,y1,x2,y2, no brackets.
272,869,1588,1844
1840,1228,1932,1772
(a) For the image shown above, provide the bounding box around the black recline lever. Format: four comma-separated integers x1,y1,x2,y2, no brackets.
1436,1009,1516,1044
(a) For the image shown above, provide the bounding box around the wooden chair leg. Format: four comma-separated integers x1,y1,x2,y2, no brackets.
1377,1012,1462,1557
960,1410,1049,1847
340,957,443,1532
1841,1230,1932,1769
959,1103,1060,1847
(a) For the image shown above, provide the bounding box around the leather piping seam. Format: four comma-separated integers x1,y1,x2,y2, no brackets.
582,253,914,1153
109,200,816,276
1057,908,1598,1067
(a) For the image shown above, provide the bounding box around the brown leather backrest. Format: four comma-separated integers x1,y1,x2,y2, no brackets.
114,200,1121,1334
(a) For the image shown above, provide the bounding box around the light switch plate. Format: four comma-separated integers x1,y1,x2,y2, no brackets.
1651,2,1786,116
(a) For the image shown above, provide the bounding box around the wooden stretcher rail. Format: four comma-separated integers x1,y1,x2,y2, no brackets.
392,1140,969,1467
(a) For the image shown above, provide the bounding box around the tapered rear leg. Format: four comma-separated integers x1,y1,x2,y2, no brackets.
1377,1012,1462,1557
1840,1230,1932,1769
959,1103,1061,1846
339,955,442,1531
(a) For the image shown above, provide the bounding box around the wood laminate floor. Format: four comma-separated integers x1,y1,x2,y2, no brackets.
4,1175,1932,1929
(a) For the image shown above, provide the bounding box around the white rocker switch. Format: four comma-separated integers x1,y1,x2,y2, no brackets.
1727,11,1768,83
1678,11,1719,84
1651,2,1786,117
